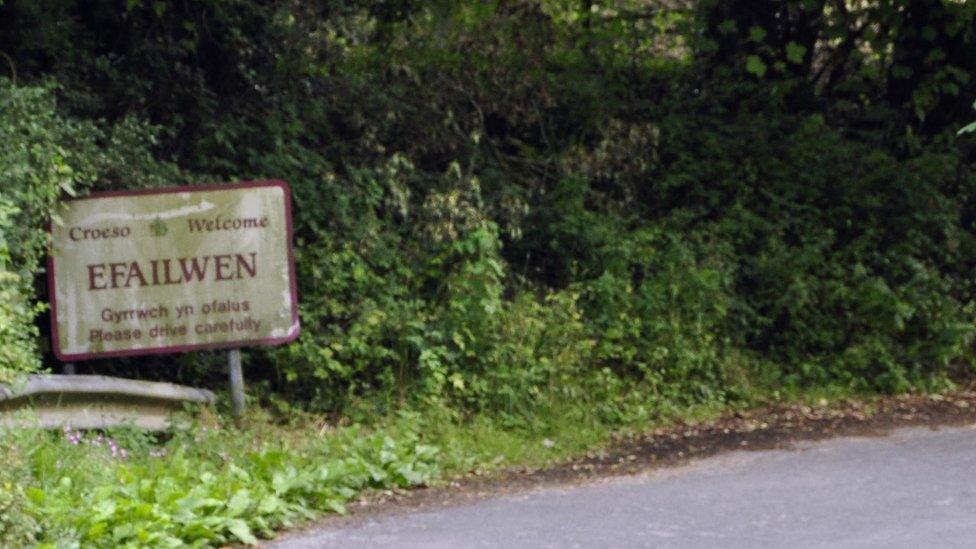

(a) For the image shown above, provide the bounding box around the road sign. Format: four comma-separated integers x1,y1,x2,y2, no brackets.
49,181,300,360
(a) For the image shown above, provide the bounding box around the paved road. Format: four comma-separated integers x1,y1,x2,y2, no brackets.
271,424,976,548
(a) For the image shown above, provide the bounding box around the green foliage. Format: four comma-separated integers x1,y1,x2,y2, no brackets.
697,0,976,130
0,1,975,545
745,55,767,78
0,82,80,380
1,0,974,403
0,416,438,547
0,0,976,546
0,196,41,383
0,79,185,382
575,229,737,405
648,107,976,390
0,442,40,546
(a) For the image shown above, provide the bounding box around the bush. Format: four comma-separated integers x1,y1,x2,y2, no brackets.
0,79,187,382
0,81,93,381
0,415,438,547
1,1,974,409
646,110,976,389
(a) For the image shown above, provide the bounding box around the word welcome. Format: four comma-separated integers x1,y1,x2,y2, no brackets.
187,215,269,232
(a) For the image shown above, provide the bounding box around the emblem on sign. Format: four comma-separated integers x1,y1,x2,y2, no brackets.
150,217,168,237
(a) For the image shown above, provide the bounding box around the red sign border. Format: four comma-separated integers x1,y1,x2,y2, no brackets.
48,180,301,361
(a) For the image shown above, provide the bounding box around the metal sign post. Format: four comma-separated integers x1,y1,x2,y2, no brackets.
228,349,245,422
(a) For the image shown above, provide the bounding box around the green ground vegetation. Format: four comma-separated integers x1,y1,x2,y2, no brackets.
1,0,976,545
0,388,827,548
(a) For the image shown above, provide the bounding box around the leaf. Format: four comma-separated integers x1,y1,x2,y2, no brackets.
226,489,251,517
326,499,347,515
785,42,807,64
25,487,45,504
717,19,737,35
449,373,466,390
226,518,258,545
91,499,118,522
257,495,284,514
748,26,767,43
87,522,109,539
396,464,427,486
745,56,767,78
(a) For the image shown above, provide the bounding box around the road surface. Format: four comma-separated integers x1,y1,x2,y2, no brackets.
270,424,976,548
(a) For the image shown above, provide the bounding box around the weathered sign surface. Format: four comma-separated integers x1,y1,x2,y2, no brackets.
49,181,299,360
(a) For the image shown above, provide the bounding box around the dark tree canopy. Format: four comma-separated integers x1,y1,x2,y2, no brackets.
1,0,975,409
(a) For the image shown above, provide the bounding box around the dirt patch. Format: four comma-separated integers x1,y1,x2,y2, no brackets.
267,389,976,543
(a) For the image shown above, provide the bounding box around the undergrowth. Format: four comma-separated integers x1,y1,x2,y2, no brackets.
0,409,439,547
0,380,885,548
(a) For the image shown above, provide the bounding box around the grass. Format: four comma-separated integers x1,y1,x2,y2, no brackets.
0,381,908,547
0,408,440,547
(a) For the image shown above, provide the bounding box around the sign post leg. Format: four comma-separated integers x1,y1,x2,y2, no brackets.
228,349,245,423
